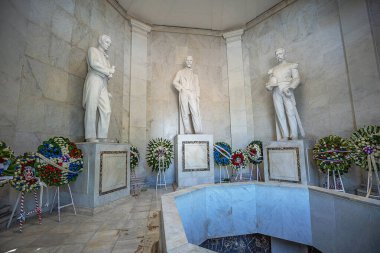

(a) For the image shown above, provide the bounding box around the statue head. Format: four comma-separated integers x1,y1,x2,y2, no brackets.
185,56,193,68
275,48,285,62
98,34,112,51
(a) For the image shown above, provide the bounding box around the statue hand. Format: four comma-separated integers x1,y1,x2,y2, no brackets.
110,65,116,74
283,87,291,97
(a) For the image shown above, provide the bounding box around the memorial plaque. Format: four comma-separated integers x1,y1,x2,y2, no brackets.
100,151,128,195
183,141,209,171
267,147,300,183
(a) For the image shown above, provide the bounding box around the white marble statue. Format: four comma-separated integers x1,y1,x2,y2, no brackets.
83,34,116,142
266,48,305,141
173,56,202,134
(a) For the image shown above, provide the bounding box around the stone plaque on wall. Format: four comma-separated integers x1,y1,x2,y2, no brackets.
183,141,209,171
100,151,128,195
175,134,214,188
267,147,300,183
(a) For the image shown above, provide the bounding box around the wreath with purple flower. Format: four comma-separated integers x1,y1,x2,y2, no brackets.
350,125,380,170
36,137,83,186
146,138,173,172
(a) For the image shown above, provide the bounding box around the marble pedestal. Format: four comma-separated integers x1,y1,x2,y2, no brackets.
263,140,319,185
70,142,131,213
175,134,214,188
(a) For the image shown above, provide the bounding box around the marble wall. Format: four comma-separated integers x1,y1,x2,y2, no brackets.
146,31,230,184
0,0,131,155
243,0,355,141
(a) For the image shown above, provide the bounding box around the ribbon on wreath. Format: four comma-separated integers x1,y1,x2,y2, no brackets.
364,146,380,198
214,144,231,160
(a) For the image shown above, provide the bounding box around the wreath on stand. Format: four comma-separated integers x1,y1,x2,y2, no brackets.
8,153,40,193
246,141,263,165
130,145,140,173
350,125,380,197
146,138,173,172
313,135,353,174
35,137,83,186
214,142,232,166
231,149,249,170
0,141,15,176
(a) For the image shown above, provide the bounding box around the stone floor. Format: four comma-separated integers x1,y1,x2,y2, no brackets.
0,188,171,253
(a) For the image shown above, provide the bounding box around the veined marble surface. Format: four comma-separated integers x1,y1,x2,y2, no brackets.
161,182,380,253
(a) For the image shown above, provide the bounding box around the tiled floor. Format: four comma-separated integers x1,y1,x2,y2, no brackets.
0,188,170,253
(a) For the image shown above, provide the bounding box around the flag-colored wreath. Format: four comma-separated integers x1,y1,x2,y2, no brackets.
214,142,232,166
36,137,83,186
313,135,353,174
146,138,173,172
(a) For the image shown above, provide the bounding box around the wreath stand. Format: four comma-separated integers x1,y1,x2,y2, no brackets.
326,169,345,192
249,164,261,181
235,165,244,181
218,165,230,183
364,155,380,198
7,189,42,232
50,183,76,222
156,157,167,194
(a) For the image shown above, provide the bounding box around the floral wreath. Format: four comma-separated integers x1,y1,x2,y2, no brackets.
246,141,263,165
313,135,353,174
9,153,40,192
230,149,249,170
213,142,232,166
146,138,173,172
350,125,380,170
36,137,83,186
0,141,15,176
130,145,140,173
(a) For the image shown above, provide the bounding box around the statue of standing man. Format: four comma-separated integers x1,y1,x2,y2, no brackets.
173,56,202,134
83,34,115,142
266,48,305,141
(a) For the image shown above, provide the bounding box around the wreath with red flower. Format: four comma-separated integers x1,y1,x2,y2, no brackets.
230,149,249,170
246,141,263,165
9,153,40,192
36,137,83,186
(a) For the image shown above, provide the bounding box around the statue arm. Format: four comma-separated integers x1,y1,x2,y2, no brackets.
173,71,182,91
88,48,111,76
289,65,300,89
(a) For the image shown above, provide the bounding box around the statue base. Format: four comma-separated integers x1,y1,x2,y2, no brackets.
263,139,319,185
175,134,214,188
68,142,131,214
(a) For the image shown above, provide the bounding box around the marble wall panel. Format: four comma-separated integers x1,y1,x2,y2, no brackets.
243,0,355,141
0,0,131,156
147,31,229,185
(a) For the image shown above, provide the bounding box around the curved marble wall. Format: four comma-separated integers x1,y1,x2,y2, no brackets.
161,182,380,253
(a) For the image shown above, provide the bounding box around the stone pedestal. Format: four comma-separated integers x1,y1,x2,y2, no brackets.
263,140,319,185
71,142,131,213
175,134,214,188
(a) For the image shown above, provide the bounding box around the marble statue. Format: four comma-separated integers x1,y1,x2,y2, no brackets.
82,34,115,142
173,56,202,134
266,48,305,141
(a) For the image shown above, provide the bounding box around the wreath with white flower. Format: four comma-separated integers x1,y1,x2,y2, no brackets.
313,135,353,174
246,141,263,165
230,149,249,170
214,142,232,166
350,125,380,170
0,141,15,176
9,153,40,192
35,137,83,186
146,138,173,172
130,145,139,172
